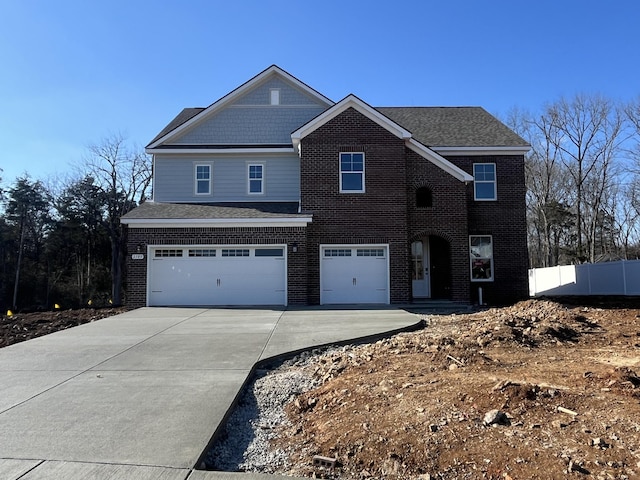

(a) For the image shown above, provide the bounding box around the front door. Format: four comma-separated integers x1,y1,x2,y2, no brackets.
411,240,430,298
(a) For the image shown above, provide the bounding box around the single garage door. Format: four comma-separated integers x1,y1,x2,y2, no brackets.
320,245,389,304
148,246,286,306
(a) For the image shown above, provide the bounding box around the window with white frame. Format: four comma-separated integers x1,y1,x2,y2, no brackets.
473,163,496,200
340,152,365,193
248,164,264,194
470,235,493,281
195,164,212,195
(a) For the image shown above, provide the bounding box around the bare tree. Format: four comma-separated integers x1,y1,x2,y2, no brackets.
82,133,151,306
546,94,626,262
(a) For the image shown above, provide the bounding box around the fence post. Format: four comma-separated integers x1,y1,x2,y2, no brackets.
622,260,627,295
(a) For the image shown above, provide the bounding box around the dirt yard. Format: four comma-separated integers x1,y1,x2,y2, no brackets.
271,299,640,479
0,308,127,348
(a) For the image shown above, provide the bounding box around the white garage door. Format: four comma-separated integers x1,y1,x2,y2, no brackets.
320,245,389,304
148,246,286,306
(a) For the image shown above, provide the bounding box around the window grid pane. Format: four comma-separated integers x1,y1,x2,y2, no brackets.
248,165,263,193
155,249,183,257
340,153,365,192
473,164,496,200
324,249,352,257
222,249,250,257
188,249,216,257
357,248,385,257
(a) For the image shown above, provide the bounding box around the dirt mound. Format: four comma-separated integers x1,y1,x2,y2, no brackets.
269,300,640,479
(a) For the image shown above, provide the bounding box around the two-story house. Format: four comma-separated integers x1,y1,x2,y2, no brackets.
121,65,530,307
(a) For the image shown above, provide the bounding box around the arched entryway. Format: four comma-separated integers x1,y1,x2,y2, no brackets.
411,235,452,300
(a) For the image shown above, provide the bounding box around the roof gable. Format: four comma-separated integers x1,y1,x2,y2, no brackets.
291,95,412,147
147,65,334,150
292,95,473,183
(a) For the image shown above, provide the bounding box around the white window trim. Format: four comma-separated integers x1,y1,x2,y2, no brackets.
473,163,497,201
247,162,265,195
339,152,365,193
194,162,213,196
469,235,494,282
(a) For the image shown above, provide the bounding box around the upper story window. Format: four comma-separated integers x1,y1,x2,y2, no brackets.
248,164,264,194
340,152,365,193
470,235,493,281
195,164,212,195
473,163,496,201
416,186,433,208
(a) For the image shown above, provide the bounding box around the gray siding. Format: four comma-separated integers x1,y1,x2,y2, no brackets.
153,154,300,203
234,77,324,106
173,106,325,145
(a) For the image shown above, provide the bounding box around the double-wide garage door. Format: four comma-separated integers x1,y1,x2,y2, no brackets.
320,245,389,304
148,246,286,306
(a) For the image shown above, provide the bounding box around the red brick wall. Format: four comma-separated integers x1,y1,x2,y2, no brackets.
124,226,307,308
406,149,470,302
448,155,530,305
300,107,410,304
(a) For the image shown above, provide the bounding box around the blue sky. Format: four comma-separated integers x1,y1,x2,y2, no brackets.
1,0,638,185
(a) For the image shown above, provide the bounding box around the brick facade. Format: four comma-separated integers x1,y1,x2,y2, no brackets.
406,149,470,302
300,108,410,304
449,155,530,305
125,226,307,308
125,114,529,308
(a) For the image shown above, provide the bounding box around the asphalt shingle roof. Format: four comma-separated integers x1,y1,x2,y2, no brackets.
121,201,308,221
376,107,529,148
149,106,528,149
147,108,205,147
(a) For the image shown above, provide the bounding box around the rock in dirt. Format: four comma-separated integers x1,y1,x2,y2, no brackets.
483,409,510,426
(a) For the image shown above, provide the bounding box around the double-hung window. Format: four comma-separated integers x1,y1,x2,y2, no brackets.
248,164,264,194
470,235,494,281
340,152,365,193
195,164,212,195
473,163,496,201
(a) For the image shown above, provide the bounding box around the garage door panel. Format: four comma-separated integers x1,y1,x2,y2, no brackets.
321,246,389,304
148,247,285,306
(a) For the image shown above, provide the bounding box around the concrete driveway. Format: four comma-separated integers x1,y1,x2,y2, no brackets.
0,307,420,479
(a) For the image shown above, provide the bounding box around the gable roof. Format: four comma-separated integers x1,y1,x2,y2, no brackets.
147,65,334,150
377,107,529,149
292,95,474,183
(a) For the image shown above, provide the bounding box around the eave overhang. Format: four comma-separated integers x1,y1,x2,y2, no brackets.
431,146,531,156
121,217,313,229
146,146,296,155
406,139,474,182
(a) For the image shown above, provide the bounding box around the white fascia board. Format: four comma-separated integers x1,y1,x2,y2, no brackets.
431,146,531,156
407,139,474,183
148,66,334,149
121,217,313,228
146,147,296,155
291,95,412,152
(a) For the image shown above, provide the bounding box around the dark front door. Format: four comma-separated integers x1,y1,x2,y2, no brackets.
429,236,452,299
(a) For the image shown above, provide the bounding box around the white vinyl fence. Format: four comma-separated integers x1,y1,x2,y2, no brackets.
529,260,640,297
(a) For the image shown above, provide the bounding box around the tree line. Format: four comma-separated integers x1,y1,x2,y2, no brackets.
507,94,640,268
0,134,151,312
2,94,640,311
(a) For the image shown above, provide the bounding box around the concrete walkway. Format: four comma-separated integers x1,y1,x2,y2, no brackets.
0,307,421,480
